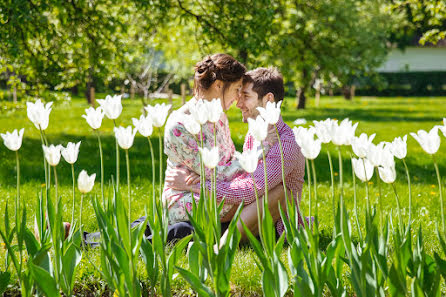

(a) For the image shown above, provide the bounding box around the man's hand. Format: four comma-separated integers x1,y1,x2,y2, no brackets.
165,166,200,192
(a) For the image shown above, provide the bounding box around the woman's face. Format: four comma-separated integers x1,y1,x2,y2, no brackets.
221,79,243,111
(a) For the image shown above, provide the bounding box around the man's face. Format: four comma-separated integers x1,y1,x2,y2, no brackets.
237,82,262,122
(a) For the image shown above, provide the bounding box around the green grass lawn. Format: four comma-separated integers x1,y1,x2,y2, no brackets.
0,94,445,295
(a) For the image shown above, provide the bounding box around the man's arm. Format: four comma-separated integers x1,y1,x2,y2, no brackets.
206,138,302,205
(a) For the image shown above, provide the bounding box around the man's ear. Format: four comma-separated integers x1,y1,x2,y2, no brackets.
262,92,275,106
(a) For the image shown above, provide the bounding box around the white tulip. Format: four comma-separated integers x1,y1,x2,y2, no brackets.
61,141,81,164
313,118,337,144
292,126,313,146
381,145,395,168
97,94,122,120
389,135,408,159
1,128,24,151
257,101,282,125
438,118,446,138
114,126,137,150
352,157,374,182
82,106,105,130
26,99,53,130
378,164,397,184
248,115,268,142
410,127,441,155
189,99,208,125
332,118,358,146
132,114,153,137
207,98,223,123
183,114,201,135
300,137,322,160
78,170,96,194
234,149,259,173
199,147,219,169
145,103,172,127
352,133,376,159
43,144,63,166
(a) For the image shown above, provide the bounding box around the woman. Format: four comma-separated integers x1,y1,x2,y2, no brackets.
163,53,248,224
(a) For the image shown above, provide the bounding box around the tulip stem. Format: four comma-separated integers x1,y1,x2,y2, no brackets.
125,149,131,242
337,146,343,201
113,120,120,191
15,150,23,279
433,156,445,234
351,157,363,241
251,173,262,241
311,159,318,218
158,128,163,198
80,194,84,247
39,130,49,192
362,159,370,213
53,166,58,204
375,167,383,228
306,158,312,221
147,137,156,216
260,142,269,248
391,183,404,235
327,151,336,237
95,130,105,206
71,164,75,227
275,125,289,207
402,158,412,225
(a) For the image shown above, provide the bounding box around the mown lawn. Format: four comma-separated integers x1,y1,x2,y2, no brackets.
0,94,445,295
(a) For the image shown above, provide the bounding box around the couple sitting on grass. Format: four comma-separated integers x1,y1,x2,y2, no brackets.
85,53,305,245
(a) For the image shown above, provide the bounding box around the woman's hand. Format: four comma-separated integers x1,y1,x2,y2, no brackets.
165,166,200,193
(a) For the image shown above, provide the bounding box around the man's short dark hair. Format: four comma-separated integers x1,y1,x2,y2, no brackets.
243,67,284,103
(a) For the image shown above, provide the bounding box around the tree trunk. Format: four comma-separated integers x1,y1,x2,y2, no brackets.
168,89,173,105
130,82,135,100
71,85,79,96
12,85,17,103
342,86,352,100
297,88,306,109
181,83,186,105
85,80,95,106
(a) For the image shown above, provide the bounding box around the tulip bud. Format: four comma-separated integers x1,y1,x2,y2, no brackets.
313,118,336,144
132,114,153,137
207,98,223,123
378,164,397,184
1,128,24,151
114,126,137,150
145,103,172,127
183,114,201,135
332,118,358,146
351,133,375,159
352,157,374,182
248,115,268,142
234,149,259,173
97,94,122,120
199,147,219,169
43,144,63,166
26,99,53,130
82,106,105,130
61,141,81,164
189,99,208,125
257,101,282,125
78,170,96,194
389,135,407,159
410,126,440,155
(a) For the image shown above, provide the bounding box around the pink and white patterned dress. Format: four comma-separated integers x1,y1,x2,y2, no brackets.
163,98,246,224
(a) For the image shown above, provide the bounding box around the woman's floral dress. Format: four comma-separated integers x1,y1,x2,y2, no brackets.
163,98,245,224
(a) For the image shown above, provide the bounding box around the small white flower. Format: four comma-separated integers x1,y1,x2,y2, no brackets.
293,118,307,125
206,98,223,123
61,141,81,164
114,126,137,150
82,106,105,130
97,94,122,120
199,147,219,169
257,101,282,125
27,99,53,130
248,115,268,142
410,126,441,155
78,170,96,194
132,114,153,137
234,149,259,173
1,128,24,151
332,118,358,146
189,99,208,125
43,144,63,166
295,128,321,160
378,164,397,184
183,114,201,135
352,157,374,182
145,103,172,127
389,135,408,159
293,126,313,146
352,133,376,159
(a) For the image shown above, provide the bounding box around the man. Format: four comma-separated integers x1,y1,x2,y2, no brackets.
166,67,305,237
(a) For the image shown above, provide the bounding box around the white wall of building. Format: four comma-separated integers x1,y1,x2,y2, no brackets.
377,47,446,72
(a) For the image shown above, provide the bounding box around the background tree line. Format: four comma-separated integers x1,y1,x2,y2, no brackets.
0,0,445,108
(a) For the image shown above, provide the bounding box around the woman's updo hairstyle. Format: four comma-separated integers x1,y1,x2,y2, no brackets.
194,53,246,96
